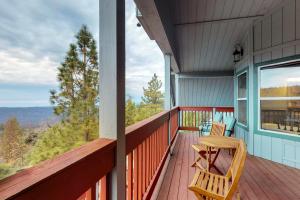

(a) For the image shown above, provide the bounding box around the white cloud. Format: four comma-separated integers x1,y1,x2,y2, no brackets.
0,0,164,106
125,0,164,101
0,48,57,85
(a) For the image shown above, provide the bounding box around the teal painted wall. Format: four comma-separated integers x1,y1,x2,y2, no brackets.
232,0,300,169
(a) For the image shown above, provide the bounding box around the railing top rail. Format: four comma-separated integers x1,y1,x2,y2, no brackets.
0,138,116,200
179,106,214,111
125,110,170,154
178,106,234,112
215,107,234,112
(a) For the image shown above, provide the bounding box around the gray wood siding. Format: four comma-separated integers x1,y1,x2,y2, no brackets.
171,0,283,72
177,77,234,106
253,0,300,63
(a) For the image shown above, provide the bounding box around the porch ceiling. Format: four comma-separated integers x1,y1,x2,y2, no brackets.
136,0,284,73
172,0,283,72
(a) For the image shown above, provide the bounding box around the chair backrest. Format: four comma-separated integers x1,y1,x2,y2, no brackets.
213,112,223,123
210,122,226,136
225,140,247,200
223,116,236,137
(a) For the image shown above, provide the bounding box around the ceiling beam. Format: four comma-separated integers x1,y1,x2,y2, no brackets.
174,15,264,26
178,70,234,78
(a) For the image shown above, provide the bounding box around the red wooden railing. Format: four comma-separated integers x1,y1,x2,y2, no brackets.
170,107,179,144
125,110,172,200
179,106,234,131
0,107,180,200
0,106,234,200
0,138,116,200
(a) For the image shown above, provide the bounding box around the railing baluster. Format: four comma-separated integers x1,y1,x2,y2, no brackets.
138,144,142,200
133,149,138,200
127,153,133,200
142,142,146,193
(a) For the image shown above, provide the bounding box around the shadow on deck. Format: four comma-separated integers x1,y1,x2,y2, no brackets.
157,132,300,200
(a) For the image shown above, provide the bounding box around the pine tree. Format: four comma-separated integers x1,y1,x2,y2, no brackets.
125,97,136,126
142,73,164,105
50,25,99,142
0,118,26,166
135,74,164,121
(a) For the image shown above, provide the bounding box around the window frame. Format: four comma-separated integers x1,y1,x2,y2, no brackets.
236,70,248,127
257,63,300,136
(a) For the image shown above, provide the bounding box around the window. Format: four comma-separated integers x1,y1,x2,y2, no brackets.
259,64,300,135
237,72,247,125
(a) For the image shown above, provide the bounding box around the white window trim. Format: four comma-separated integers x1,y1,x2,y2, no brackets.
258,62,300,135
237,98,247,101
237,71,247,126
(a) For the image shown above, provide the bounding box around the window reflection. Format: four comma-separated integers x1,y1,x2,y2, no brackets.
238,100,247,125
260,65,300,135
261,66,300,97
237,72,247,125
261,100,300,134
238,73,247,98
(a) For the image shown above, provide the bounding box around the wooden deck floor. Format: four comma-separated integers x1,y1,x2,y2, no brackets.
157,132,300,200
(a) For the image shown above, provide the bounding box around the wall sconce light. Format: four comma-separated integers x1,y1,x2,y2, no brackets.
233,45,243,63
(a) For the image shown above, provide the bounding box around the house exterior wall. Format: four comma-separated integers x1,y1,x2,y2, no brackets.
234,0,300,169
177,76,234,107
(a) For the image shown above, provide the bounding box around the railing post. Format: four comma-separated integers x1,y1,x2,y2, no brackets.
99,0,126,199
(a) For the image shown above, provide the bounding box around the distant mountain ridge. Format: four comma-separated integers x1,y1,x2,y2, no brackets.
0,107,60,128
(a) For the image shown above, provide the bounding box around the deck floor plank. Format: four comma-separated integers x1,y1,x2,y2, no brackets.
177,133,190,200
187,134,196,200
167,134,186,200
157,132,300,200
157,134,183,200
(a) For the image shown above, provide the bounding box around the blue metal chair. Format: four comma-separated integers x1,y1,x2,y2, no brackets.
199,112,223,136
223,116,236,137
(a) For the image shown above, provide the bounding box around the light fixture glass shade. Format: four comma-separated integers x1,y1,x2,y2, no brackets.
233,49,241,63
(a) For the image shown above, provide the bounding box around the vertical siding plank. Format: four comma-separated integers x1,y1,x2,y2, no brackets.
271,9,283,46
271,137,283,164
296,0,300,39
254,134,262,157
254,22,262,51
283,0,296,42
296,144,300,169
261,135,272,160
262,16,272,49
283,140,296,168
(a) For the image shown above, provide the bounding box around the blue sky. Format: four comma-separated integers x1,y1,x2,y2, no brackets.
0,0,164,107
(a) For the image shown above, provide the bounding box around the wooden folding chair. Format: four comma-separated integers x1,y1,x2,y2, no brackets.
189,140,247,200
192,122,226,174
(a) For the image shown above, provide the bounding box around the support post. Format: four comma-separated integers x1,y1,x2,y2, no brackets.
175,73,180,106
99,0,126,199
164,54,171,110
